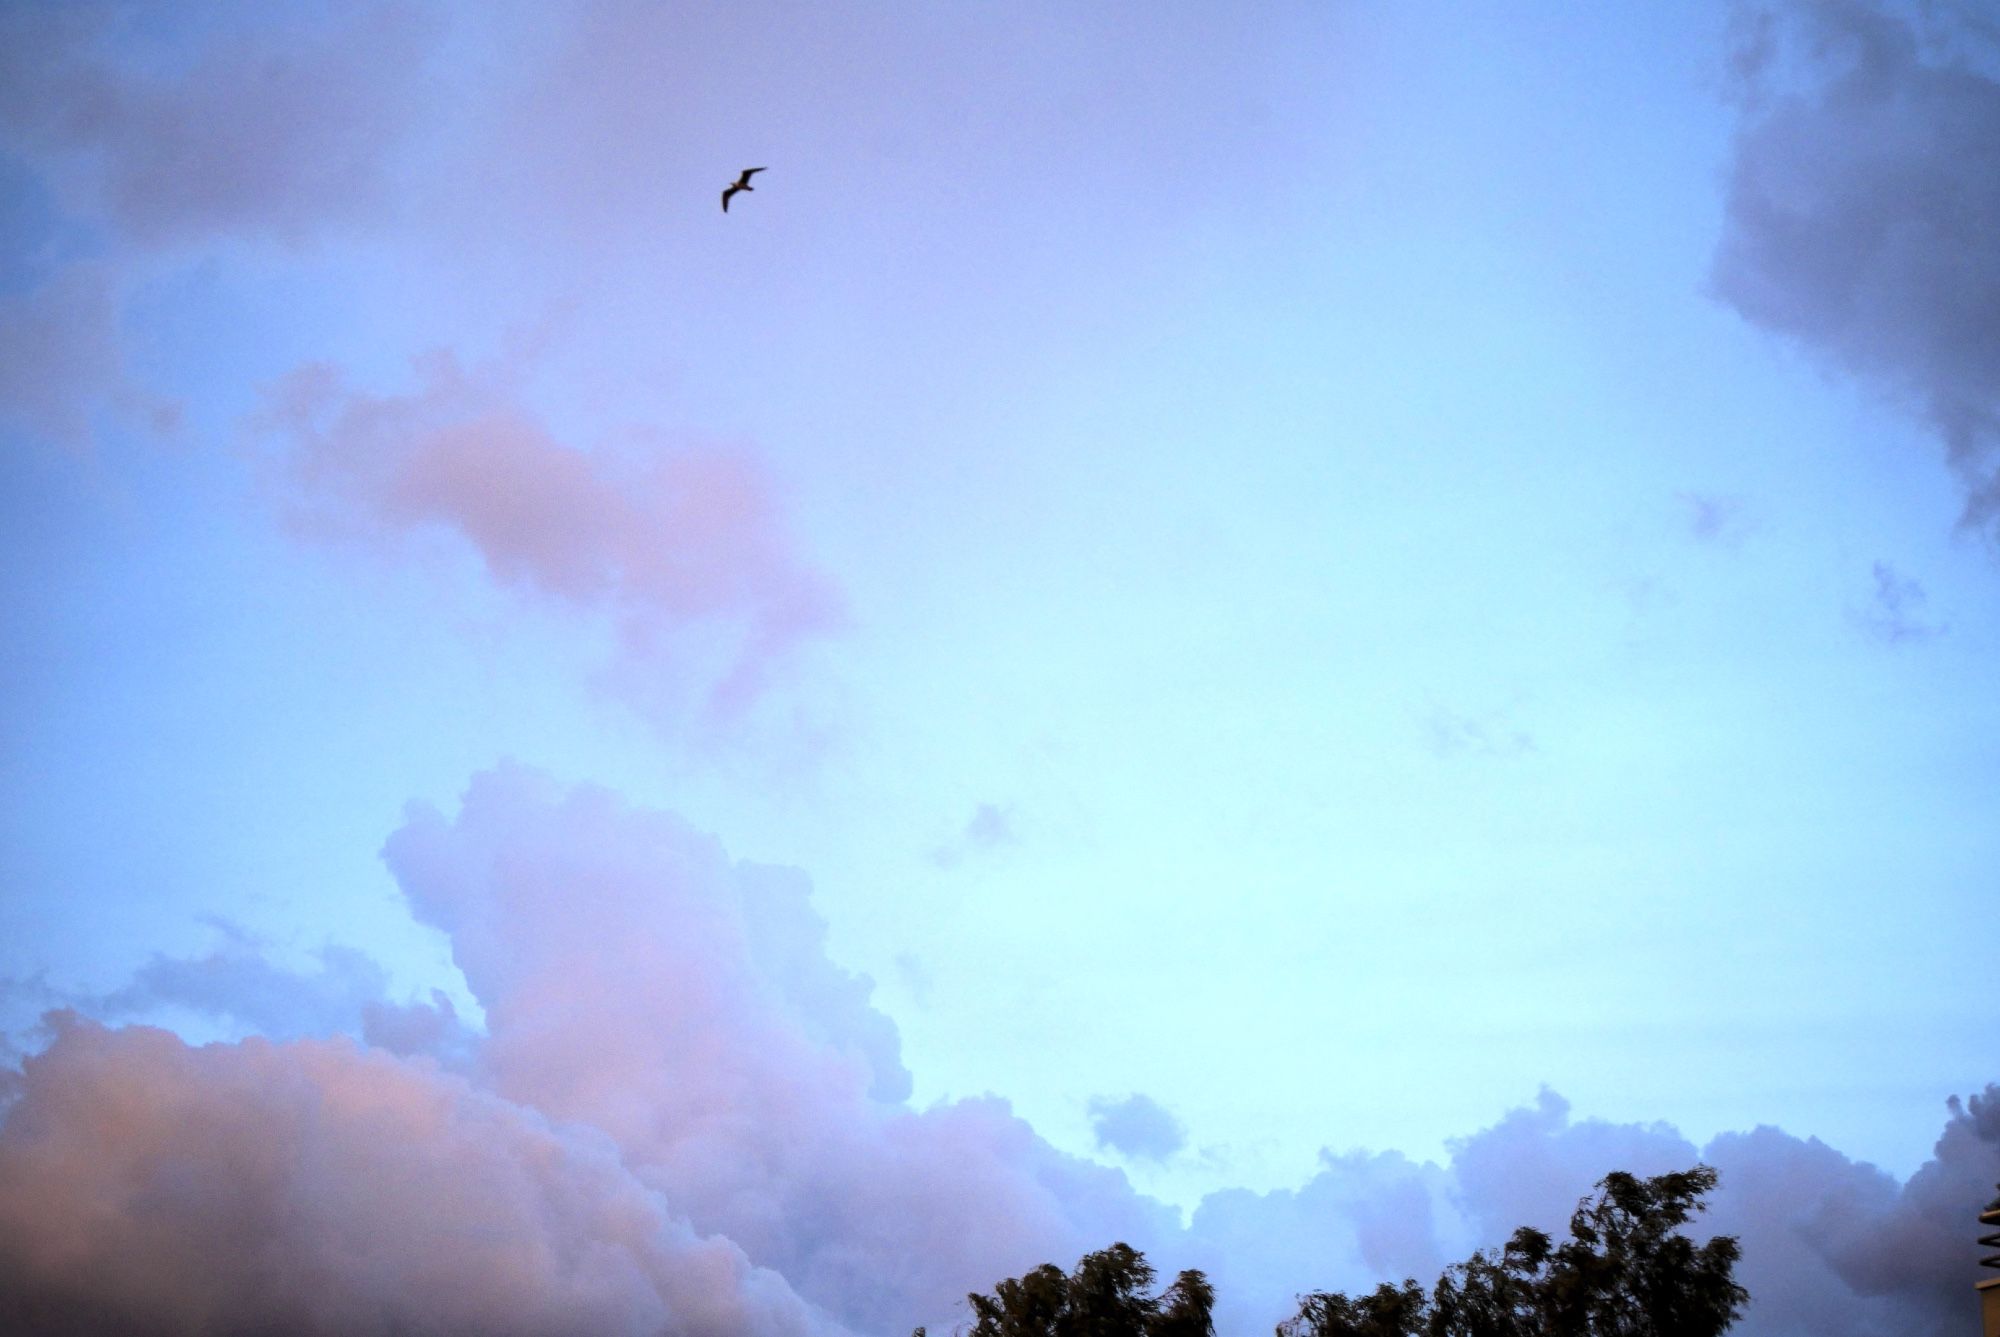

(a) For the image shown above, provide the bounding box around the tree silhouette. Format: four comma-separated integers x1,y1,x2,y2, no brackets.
935,1167,1742,1337
1281,1165,1746,1337
946,1241,1215,1337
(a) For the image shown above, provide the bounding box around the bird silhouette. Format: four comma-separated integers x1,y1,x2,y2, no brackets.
722,167,765,213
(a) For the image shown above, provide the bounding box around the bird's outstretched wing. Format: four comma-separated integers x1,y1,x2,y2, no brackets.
722,185,738,212
739,166,766,183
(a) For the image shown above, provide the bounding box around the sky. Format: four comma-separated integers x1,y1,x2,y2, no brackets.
0,1,1996,1334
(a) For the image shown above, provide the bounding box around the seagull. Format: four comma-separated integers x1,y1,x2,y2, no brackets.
722,167,765,213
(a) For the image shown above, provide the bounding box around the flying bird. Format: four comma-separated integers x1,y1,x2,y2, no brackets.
722,167,765,213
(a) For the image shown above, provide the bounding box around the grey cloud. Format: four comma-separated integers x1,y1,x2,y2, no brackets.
85,936,391,1042
1712,0,2000,533
1089,1093,1188,1162
0,264,177,449
1679,491,1754,546
0,1,438,248
930,801,1017,868
1180,1084,2000,1337
1853,559,1945,642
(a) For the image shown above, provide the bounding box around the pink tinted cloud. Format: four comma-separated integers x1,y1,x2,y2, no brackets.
0,1015,837,1337
264,352,843,722
382,764,1171,1334
3,766,1992,1336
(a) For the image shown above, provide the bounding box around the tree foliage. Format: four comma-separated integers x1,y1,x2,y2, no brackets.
942,1241,1215,1337
933,1167,1742,1337
1280,1165,1746,1337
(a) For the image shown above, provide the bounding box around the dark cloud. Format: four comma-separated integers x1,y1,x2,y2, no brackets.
1713,0,2000,534
1089,1093,1187,1162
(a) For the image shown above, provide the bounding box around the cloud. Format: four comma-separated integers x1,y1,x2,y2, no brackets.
1712,0,2000,533
0,264,178,449
381,764,1170,1333
0,2,438,248
1852,558,1945,642
262,351,843,723
1678,491,1754,546
50,920,481,1069
2,767,1992,1337
930,801,1017,868
1421,707,1536,759
0,1014,839,1337
1179,1083,2000,1337
1089,1094,1188,1163
0,3,431,451
1703,1087,2000,1336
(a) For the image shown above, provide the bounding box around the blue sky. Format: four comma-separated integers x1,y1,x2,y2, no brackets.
1,3,1996,1334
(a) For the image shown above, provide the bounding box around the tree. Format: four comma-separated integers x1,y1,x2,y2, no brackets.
946,1241,1215,1337
1280,1165,1747,1337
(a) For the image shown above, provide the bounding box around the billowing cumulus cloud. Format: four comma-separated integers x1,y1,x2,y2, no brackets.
1089,1093,1187,1162
1,768,1992,1336
1713,0,2000,532
263,353,843,722
1175,1083,2000,1337
0,1014,836,1337
382,764,1170,1333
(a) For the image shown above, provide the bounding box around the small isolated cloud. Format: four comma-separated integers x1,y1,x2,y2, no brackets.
261,350,843,724
1678,491,1753,547
930,801,1017,868
1712,1,2000,534
1852,559,1945,643
1089,1093,1187,1162
1422,707,1536,759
